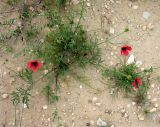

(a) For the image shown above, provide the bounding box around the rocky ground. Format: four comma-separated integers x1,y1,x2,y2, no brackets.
0,0,160,127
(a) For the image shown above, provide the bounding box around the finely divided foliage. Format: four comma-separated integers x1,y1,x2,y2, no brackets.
103,45,152,105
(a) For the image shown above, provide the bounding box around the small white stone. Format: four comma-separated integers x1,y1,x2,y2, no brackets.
143,12,151,19
128,3,132,7
104,5,108,9
95,103,102,106
151,84,155,88
90,120,94,125
138,114,145,121
23,104,27,108
97,118,107,127
92,97,97,102
109,27,115,34
17,67,22,72
142,26,147,31
132,102,136,105
132,5,138,10
67,92,71,95
124,113,129,118
86,2,91,7
43,70,49,74
150,108,157,113
147,23,154,30
79,85,82,89
42,105,48,110
3,72,7,75
1,94,9,99
154,103,159,108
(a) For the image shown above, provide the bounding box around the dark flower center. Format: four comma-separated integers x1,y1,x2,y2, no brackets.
32,61,38,67
121,47,127,51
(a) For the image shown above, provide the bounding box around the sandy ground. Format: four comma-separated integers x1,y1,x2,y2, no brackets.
0,0,160,127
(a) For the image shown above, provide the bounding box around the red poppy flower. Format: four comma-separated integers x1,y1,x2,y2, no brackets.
132,77,142,91
121,45,132,56
27,60,42,72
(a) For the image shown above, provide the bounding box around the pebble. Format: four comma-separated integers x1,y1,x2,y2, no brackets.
97,118,107,127
132,5,138,10
43,70,49,74
124,113,129,118
151,84,155,88
109,27,115,34
95,103,102,106
79,85,82,89
132,102,136,105
147,23,154,30
142,26,147,31
154,103,159,108
92,97,98,102
138,114,145,121
42,105,48,110
23,103,27,108
150,108,157,113
17,67,22,72
128,3,132,7
90,120,94,125
1,93,9,99
143,11,151,19
86,2,91,7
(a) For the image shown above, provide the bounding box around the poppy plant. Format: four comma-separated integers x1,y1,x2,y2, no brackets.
132,77,142,91
121,45,132,56
27,60,42,72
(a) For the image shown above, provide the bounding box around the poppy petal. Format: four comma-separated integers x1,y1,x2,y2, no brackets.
27,60,42,72
136,78,142,85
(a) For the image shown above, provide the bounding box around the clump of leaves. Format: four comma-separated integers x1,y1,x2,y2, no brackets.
36,12,101,77
103,46,152,105
104,63,151,105
32,11,101,101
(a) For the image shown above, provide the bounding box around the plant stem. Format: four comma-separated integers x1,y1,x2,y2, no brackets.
124,56,126,65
